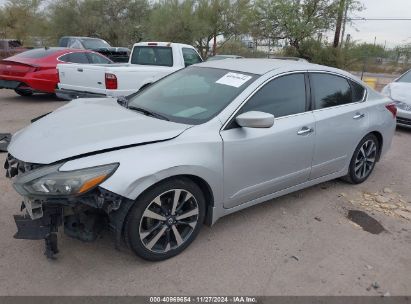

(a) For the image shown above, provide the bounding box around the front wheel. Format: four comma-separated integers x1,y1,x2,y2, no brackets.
125,178,205,261
344,134,379,184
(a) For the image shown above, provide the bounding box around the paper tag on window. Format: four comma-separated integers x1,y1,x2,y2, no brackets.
216,72,252,88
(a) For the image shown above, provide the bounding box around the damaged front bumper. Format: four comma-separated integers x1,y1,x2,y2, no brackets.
14,205,63,258
5,154,134,259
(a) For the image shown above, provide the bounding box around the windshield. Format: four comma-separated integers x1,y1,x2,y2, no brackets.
130,46,173,67
127,67,257,125
397,70,411,83
81,38,110,49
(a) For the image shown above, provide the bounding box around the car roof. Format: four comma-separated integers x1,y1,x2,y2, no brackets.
60,36,102,40
133,42,196,49
196,58,314,75
196,58,353,77
214,55,242,57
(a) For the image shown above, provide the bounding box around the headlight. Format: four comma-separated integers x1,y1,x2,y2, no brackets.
14,163,118,197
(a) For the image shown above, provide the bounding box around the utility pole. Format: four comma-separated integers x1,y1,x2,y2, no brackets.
340,0,349,48
212,33,217,56
333,0,346,48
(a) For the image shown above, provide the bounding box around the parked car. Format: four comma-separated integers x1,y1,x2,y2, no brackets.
59,36,130,63
5,59,396,261
207,54,244,61
381,69,411,127
0,47,113,96
0,39,27,60
267,55,309,62
56,42,203,100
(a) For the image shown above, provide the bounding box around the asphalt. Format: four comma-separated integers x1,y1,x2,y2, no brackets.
0,90,410,296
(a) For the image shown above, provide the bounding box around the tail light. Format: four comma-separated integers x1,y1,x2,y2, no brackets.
105,73,117,90
0,61,35,76
385,103,397,118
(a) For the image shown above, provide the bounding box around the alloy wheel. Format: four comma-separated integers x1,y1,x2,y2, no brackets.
354,139,377,179
139,189,199,253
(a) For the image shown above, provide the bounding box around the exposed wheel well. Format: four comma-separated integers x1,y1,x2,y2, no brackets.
369,131,383,161
134,174,214,225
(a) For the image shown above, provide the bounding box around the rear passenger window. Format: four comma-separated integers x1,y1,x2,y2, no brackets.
311,73,352,109
66,52,90,64
240,74,307,118
87,52,112,64
182,48,202,67
350,80,366,102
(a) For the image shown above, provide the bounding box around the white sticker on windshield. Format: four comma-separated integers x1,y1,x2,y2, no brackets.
216,72,252,88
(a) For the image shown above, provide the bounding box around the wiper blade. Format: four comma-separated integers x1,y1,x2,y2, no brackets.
128,106,169,121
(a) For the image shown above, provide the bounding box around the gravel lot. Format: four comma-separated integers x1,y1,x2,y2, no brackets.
0,90,410,296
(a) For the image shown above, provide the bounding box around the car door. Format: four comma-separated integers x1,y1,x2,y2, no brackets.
309,72,368,179
220,73,315,209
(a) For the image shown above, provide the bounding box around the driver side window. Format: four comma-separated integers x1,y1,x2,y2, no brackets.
240,73,307,118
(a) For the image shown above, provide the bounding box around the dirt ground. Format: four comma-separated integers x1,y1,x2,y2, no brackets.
0,90,410,296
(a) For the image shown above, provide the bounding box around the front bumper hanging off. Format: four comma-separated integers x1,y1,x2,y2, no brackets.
5,153,134,260
14,205,63,259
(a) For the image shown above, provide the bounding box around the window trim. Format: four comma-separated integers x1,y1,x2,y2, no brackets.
307,71,367,112
222,71,310,131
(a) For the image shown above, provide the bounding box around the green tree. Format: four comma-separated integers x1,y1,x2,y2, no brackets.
0,0,47,44
47,0,149,47
252,0,338,57
148,0,198,45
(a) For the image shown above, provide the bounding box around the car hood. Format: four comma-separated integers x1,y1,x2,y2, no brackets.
384,82,411,104
8,97,191,164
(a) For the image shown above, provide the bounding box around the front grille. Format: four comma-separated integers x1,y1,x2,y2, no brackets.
397,117,411,126
4,153,43,178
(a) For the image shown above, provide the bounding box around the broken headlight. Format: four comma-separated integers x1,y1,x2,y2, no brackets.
13,163,119,197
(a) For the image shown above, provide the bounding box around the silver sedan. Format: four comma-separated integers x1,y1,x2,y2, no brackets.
6,59,396,261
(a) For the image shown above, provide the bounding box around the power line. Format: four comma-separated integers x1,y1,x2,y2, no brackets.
348,18,411,21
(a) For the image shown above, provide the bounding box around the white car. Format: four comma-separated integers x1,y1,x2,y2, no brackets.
56,42,203,100
382,69,411,127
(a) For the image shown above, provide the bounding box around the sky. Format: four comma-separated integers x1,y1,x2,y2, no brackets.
0,0,410,48
343,0,411,47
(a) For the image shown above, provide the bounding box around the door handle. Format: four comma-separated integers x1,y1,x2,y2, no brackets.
297,127,314,135
77,68,83,72
353,113,365,119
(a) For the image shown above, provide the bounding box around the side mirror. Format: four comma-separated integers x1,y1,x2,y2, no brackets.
235,111,274,128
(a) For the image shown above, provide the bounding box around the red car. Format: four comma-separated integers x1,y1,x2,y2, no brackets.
0,47,112,96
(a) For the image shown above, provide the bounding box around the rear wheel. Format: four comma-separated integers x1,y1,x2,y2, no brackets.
14,88,33,97
344,134,379,184
125,178,205,261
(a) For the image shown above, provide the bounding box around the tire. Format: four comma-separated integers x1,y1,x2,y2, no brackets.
14,88,33,97
125,178,205,261
343,134,379,184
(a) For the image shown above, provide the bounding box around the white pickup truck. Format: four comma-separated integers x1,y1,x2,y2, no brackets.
56,42,202,100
